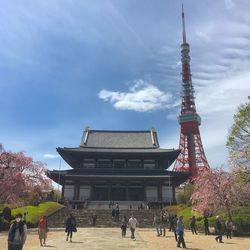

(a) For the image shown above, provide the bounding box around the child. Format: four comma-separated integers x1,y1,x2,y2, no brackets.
120,216,127,238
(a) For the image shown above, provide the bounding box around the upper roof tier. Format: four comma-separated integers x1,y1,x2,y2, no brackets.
80,128,159,149
57,128,180,169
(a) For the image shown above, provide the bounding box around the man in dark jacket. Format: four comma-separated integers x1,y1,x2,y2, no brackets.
176,216,186,248
190,216,197,235
65,213,77,242
204,216,210,235
8,213,27,250
215,216,223,243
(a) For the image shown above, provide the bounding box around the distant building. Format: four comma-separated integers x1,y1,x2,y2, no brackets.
48,127,190,207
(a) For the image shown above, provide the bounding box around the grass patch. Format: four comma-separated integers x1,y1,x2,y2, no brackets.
164,205,250,234
11,202,64,224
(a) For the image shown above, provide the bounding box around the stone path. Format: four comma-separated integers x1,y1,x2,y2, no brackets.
1,228,147,250
1,228,250,250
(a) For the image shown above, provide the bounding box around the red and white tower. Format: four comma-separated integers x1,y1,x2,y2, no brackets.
173,5,210,176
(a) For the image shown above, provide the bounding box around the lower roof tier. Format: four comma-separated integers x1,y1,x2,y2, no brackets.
48,169,190,187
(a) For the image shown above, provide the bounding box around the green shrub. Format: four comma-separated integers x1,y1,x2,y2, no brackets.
11,201,64,225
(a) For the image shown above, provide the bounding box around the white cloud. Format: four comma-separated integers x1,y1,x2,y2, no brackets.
43,154,60,159
98,79,174,112
196,71,250,116
225,0,235,9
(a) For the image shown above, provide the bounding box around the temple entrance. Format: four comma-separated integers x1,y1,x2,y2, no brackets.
111,187,126,201
128,187,144,201
92,186,108,200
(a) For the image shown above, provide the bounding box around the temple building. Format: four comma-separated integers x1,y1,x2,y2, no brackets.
48,127,190,207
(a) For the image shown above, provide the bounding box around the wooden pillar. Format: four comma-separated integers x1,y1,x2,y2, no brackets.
90,182,94,200
76,183,80,200
142,183,146,201
74,183,78,200
61,179,65,198
172,185,176,204
125,183,129,201
108,182,112,201
158,183,162,202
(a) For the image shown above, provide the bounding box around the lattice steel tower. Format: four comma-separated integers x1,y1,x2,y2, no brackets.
173,6,210,176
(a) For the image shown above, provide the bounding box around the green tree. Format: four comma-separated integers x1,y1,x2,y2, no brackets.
227,97,250,169
176,183,194,205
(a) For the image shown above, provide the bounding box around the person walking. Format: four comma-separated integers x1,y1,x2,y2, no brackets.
153,214,162,236
172,215,178,242
128,214,138,240
169,215,174,232
190,216,197,235
161,213,168,237
225,218,233,239
38,215,48,246
115,207,120,222
176,216,186,249
120,216,128,238
65,213,77,242
111,208,116,220
8,213,27,250
204,216,210,235
215,215,223,243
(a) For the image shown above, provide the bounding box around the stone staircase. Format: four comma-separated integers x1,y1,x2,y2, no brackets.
86,201,146,210
48,207,160,228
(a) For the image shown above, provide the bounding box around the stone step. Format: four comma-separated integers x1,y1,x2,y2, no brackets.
48,208,159,228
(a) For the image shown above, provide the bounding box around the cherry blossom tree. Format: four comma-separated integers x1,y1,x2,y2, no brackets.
0,144,51,205
191,167,249,220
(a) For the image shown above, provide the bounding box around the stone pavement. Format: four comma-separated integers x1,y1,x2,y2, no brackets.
0,228,147,250
1,228,250,250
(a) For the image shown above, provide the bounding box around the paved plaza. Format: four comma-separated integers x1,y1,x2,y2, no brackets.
1,227,250,250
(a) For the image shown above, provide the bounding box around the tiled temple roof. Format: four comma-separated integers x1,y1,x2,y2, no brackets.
80,129,159,149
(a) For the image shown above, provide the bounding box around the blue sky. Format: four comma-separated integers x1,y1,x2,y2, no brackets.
0,0,249,172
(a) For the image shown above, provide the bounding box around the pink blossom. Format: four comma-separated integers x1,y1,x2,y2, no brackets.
0,144,52,205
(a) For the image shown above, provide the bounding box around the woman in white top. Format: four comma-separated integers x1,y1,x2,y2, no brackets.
128,215,138,240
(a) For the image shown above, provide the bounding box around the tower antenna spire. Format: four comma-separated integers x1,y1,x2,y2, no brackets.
182,4,187,43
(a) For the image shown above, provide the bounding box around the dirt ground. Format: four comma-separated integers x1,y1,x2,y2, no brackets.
0,228,249,250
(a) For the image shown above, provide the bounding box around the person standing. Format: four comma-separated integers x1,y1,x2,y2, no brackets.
215,215,223,243
153,214,162,236
111,208,116,220
225,218,233,239
0,214,4,232
38,215,48,246
92,213,97,226
23,212,28,224
190,216,197,235
204,216,210,235
65,213,77,242
128,214,138,240
176,216,186,249
172,215,178,242
8,213,27,250
120,216,128,238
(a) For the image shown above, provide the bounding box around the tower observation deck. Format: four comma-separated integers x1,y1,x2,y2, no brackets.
173,5,210,176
